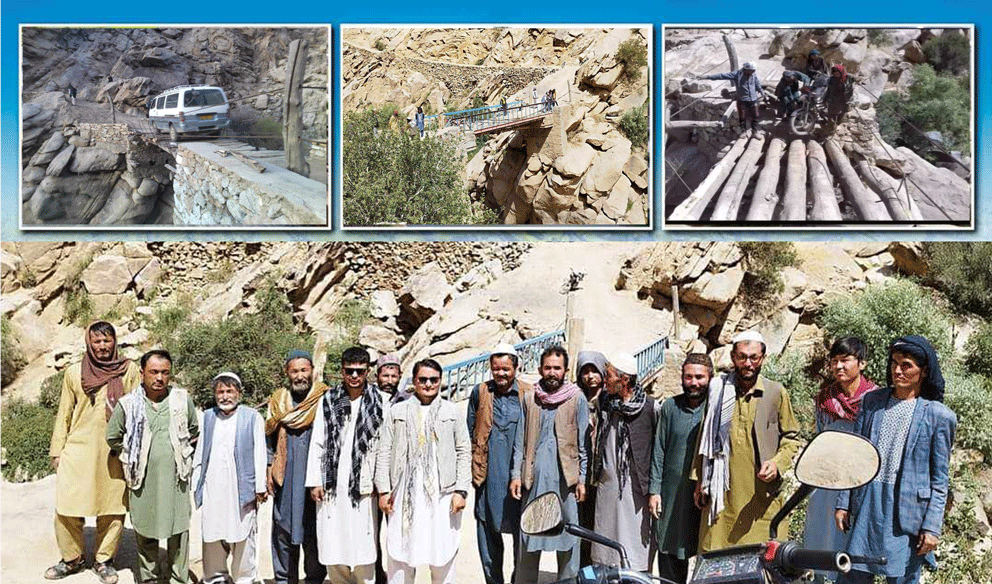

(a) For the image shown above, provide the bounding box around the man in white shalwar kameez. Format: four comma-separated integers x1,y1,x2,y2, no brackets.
306,347,386,584
376,359,471,584
193,373,268,584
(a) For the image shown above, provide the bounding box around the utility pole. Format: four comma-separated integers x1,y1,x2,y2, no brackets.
284,38,309,177
562,270,586,381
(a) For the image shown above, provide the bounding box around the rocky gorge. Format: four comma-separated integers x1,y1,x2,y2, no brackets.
342,28,651,225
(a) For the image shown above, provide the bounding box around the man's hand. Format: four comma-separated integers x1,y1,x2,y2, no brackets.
255,491,268,505
648,494,662,519
835,509,850,533
916,531,939,555
310,486,324,503
694,481,710,510
379,493,393,515
451,492,466,514
576,483,586,503
509,479,522,500
50,457,60,471
266,466,275,495
757,460,779,483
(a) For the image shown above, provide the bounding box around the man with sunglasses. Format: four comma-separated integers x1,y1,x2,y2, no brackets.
306,347,388,584
376,359,471,584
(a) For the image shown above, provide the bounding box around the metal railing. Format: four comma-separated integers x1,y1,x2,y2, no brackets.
441,329,566,401
633,336,669,382
424,100,554,134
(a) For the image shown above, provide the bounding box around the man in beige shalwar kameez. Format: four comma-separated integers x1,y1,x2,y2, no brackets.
46,322,140,584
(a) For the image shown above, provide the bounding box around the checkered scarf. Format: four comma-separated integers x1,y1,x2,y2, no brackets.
595,385,646,494
321,383,383,506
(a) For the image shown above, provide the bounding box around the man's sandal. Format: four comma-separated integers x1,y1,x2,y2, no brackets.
44,558,85,580
93,561,119,584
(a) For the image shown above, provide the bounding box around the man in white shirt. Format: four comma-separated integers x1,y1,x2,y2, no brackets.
192,372,268,584
306,348,387,584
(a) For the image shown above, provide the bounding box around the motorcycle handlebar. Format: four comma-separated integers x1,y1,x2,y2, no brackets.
775,543,852,573
848,555,889,566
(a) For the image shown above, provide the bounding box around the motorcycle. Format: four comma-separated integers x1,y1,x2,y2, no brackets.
519,429,887,584
788,73,830,136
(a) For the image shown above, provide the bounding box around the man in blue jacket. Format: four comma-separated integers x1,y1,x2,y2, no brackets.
701,61,765,136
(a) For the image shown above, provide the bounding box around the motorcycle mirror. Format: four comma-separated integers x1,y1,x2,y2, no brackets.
520,491,564,535
795,430,880,490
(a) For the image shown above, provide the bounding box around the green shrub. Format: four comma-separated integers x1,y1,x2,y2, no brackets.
39,370,66,410
618,106,648,148
374,39,386,51
867,28,891,47
963,322,992,375
1,316,26,387
737,242,800,306
615,37,648,83
930,465,992,583
248,116,284,151
148,294,194,345
764,350,822,441
63,255,94,326
166,281,310,408
17,266,38,288
343,106,474,226
877,64,970,156
1,399,56,481
819,279,953,384
922,32,971,75
943,369,992,460
920,242,992,318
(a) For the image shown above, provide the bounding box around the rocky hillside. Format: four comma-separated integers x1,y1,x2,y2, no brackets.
664,28,971,221
343,28,650,225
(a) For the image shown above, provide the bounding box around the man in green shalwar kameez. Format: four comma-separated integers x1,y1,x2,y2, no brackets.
649,354,712,584
107,350,199,584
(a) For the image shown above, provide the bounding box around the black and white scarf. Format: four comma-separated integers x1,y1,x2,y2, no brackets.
595,384,646,495
322,383,384,506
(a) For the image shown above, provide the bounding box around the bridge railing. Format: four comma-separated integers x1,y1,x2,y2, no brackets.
633,336,669,383
424,100,553,133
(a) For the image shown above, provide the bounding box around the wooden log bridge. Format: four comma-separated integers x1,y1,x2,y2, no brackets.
668,135,931,223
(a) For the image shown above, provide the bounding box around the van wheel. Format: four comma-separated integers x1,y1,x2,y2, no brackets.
169,125,179,142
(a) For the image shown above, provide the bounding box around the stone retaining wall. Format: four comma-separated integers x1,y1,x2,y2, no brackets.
173,142,327,226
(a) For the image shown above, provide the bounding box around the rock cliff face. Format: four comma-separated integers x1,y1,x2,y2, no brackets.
343,27,651,225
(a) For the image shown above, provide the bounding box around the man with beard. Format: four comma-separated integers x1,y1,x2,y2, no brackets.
590,353,656,572
106,350,198,584
193,373,267,584
694,331,801,552
46,322,140,584
649,354,712,583
377,353,411,404
306,347,387,584
510,346,589,584
265,350,329,584
467,344,530,584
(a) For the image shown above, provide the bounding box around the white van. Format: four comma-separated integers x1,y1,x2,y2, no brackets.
149,85,231,141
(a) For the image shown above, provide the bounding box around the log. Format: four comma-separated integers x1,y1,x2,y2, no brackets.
779,140,807,221
870,166,924,220
855,159,913,220
217,149,266,173
283,38,309,178
807,141,843,220
712,134,766,220
719,101,737,127
668,134,749,221
722,34,739,72
745,137,786,220
665,120,725,130
825,140,891,221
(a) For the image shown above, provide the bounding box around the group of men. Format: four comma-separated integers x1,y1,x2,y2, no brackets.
47,319,804,584
697,48,853,135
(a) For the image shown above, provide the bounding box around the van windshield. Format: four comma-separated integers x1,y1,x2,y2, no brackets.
184,89,226,107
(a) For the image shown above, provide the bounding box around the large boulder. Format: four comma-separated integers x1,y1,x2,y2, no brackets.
69,147,122,173
80,255,133,295
397,262,453,330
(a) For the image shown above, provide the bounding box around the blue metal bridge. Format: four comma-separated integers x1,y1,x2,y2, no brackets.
425,100,555,136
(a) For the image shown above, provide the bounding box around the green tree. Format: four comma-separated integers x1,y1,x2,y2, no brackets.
615,37,648,83
1,316,26,387
922,32,971,75
343,107,478,226
618,106,648,148
920,242,992,318
877,64,970,155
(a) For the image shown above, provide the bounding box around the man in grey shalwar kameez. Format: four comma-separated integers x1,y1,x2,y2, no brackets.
510,346,589,584
590,353,656,572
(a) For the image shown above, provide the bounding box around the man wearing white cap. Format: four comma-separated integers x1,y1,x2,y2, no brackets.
693,331,801,551
467,343,531,584
192,372,268,584
589,352,657,571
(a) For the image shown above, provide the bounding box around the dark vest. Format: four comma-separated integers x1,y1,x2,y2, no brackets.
195,405,257,509
592,396,655,494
